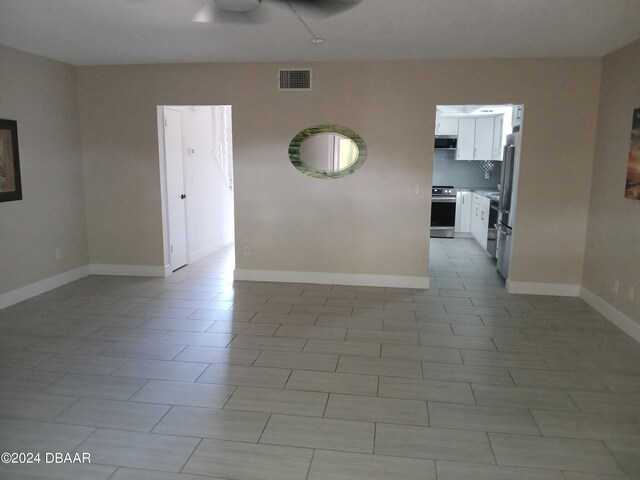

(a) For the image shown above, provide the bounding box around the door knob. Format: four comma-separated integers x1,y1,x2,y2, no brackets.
180,194,186,199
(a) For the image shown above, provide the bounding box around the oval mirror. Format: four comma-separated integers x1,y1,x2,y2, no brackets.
289,125,367,179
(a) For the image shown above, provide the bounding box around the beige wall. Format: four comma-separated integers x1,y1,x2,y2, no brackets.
583,39,640,322
0,46,88,294
75,58,601,286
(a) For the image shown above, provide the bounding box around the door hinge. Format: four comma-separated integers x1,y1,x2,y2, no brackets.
170,244,173,253
164,119,168,127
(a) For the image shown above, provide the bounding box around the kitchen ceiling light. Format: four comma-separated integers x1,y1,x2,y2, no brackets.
215,0,262,12
311,37,325,44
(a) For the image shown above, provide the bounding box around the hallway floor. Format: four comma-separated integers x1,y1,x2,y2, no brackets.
1,241,639,479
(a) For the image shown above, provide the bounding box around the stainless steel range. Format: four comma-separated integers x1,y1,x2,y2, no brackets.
430,186,457,238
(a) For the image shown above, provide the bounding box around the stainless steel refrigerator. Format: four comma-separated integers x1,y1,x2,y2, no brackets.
496,133,517,279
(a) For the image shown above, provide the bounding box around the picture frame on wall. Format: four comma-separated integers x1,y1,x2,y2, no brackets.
624,107,640,200
0,119,23,203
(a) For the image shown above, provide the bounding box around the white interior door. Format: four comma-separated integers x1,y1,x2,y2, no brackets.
164,107,188,271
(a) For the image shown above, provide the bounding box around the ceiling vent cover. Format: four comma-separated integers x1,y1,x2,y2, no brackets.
279,69,311,90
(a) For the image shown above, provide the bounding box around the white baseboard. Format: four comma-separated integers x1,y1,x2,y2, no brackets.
0,265,90,310
581,287,640,343
234,269,429,289
0,262,170,310
89,264,167,277
506,280,581,297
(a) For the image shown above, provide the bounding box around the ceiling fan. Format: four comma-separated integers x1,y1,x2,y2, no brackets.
194,0,362,25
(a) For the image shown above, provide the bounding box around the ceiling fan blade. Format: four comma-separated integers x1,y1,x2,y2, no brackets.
213,6,269,24
195,0,268,25
278,0,362,17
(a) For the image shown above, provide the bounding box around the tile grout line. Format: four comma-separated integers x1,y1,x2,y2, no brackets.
255,412,272,444
177,436,204,475
485,431,499,466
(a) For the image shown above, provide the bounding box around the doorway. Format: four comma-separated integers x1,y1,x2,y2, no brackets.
430,104,524,286
158,105,235,273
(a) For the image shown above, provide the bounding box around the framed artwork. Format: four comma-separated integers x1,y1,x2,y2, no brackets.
0,119,22,203
625,107,640,200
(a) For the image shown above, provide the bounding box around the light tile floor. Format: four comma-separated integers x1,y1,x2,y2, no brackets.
0,239,639,479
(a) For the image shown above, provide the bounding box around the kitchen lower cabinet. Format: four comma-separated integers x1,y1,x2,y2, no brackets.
455,191,472,233
470,194,490,250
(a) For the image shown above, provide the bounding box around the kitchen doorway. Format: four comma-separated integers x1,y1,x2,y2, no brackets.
158,105,235,274
430,104,524,285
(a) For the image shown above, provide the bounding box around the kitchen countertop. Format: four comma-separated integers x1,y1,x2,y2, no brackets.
471,188,500,208
453,188,500,205
453,188,500,202
471,189,500,204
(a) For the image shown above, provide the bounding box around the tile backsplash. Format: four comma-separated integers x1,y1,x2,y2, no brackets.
433,149,501,188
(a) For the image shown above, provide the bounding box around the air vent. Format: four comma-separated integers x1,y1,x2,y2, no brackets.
278,69,311,90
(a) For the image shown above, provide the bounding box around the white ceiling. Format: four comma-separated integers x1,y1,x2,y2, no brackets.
1,0,640,66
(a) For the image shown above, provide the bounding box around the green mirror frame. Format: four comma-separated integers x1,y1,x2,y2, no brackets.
288,124,367,179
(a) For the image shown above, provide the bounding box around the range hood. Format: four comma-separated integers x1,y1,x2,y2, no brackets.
434,136,457,149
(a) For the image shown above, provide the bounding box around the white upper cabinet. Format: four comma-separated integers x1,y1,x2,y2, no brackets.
511,105,523,128
492,115,504,160
435,117,459,136
474,117,495,160
456,118,476,160
455,114,504,161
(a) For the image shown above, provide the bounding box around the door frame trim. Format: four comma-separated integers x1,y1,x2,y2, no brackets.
157,106,191,272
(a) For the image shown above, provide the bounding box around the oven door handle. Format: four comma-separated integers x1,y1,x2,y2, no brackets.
431,197,457,203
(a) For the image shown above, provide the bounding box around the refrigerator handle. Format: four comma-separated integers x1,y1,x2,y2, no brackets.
499,144,516,212
495,223,512,235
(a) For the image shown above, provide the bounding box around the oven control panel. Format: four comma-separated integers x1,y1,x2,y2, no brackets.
432,187,457,197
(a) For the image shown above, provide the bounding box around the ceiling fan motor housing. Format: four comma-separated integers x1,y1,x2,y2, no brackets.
216,0,262,12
